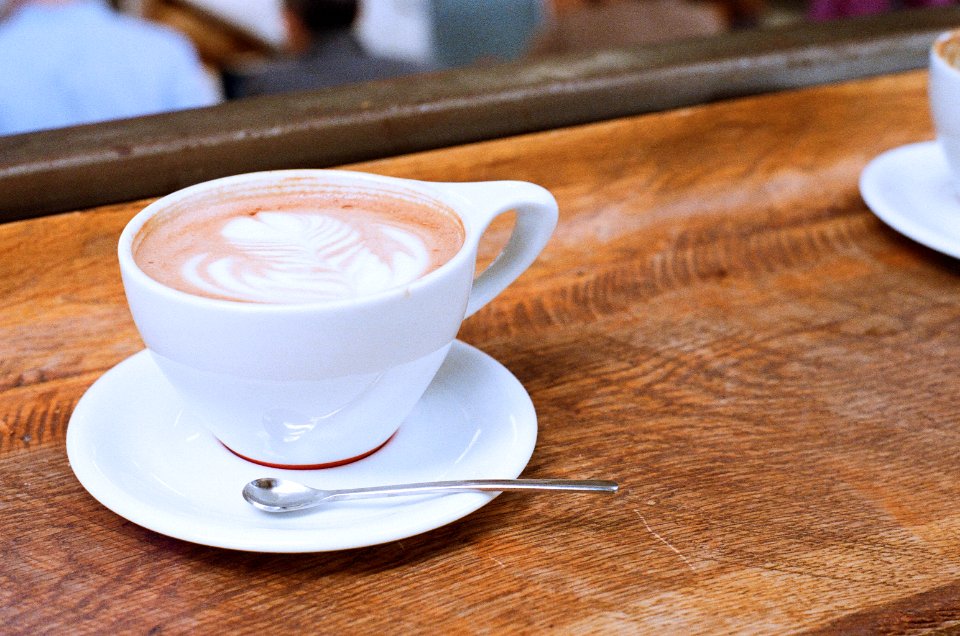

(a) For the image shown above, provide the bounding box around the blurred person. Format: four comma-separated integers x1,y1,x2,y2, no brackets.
430,0,545,67
354,0,546,69
224,0,436,98
0,0,219,136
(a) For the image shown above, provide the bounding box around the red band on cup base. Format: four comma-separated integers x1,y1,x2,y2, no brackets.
222,435,394,470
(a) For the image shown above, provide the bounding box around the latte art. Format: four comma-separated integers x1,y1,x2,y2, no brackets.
183,211,432,303
133,189,464,304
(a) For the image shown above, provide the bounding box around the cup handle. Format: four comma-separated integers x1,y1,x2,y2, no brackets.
431,181,558,318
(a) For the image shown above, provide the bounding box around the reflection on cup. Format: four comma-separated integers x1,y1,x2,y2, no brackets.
118,170,558,468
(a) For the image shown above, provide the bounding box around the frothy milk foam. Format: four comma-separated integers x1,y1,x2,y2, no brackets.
133,186,465,304
937,34,960,68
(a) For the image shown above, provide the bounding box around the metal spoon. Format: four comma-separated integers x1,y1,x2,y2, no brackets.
243,477,619,513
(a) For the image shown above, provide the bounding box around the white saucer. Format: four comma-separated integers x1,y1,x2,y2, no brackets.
860,141,960,259
66,341,537,553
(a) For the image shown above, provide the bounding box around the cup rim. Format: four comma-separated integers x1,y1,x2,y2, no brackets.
118,169,479,314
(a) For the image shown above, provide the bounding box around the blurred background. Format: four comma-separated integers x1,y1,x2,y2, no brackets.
0,0,945,136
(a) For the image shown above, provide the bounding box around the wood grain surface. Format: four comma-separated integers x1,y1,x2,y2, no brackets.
3,70,960,634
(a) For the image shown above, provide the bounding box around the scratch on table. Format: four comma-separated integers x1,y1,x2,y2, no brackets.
489,556,506,569
635,509,696,573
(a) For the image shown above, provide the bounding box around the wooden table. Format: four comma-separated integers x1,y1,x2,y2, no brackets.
4,69,960,633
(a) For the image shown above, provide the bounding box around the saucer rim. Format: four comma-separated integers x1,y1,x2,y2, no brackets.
859,140,960,259
66,341,538,552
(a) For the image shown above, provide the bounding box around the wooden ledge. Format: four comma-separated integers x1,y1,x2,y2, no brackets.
2,7,959,222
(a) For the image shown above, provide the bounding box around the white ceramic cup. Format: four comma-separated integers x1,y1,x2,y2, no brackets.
930,30,960,193
118,170,558,468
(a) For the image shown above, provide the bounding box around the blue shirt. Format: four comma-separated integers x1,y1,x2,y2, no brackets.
0,1,218,136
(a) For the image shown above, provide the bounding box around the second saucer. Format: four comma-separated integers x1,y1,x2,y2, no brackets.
860,141,960,259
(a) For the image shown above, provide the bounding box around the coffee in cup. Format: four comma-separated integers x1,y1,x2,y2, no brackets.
118,170,557,468
132,188,465,304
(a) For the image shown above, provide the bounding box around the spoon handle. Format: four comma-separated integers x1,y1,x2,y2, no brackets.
324,479,618,502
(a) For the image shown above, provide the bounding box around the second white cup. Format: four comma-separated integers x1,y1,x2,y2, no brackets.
930,29,960,193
